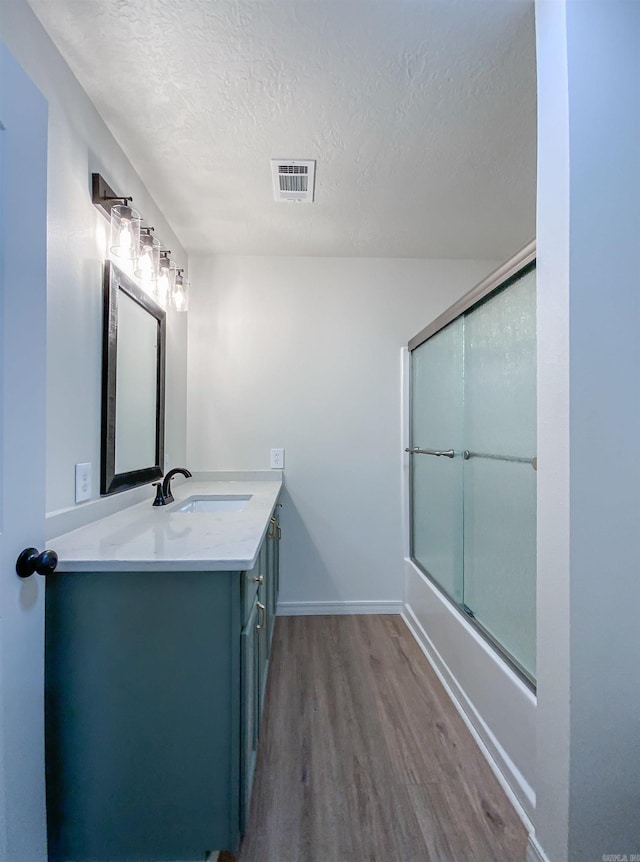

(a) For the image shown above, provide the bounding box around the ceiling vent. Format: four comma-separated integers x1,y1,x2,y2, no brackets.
271,159,316,203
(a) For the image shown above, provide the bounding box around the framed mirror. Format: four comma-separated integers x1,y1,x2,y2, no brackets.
101,260,166,495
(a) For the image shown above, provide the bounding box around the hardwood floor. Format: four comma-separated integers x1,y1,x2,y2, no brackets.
236,615,528,862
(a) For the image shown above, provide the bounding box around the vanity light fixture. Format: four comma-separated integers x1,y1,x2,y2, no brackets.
172,269,189,312
110,203,141,259
91,173,142,260
135,228,160,283
92,173,187,308
155,252,175,308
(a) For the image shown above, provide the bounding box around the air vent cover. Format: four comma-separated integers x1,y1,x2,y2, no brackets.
271,159,316,203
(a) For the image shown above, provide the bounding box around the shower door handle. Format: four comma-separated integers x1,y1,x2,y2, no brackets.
405,447,455,458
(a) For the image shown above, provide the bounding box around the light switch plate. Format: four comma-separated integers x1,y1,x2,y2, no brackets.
75,462,92,503
270,448,284,469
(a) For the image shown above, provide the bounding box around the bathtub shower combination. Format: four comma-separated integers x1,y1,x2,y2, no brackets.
407,243,537,686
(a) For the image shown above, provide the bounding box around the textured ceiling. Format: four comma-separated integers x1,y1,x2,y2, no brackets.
27,0,537,259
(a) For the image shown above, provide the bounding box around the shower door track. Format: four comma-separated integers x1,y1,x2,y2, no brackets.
409,239,536,351
409,554,536,690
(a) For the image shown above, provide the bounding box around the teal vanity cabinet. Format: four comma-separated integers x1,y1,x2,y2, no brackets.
265,507,281,645
45,505,281,862
240,507,282,832
240,542,266,832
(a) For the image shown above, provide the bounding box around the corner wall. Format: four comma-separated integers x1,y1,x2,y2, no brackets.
534,1,640,859
565,4,640,853
1,0,189,516
187,254,493,610
533,1,571,858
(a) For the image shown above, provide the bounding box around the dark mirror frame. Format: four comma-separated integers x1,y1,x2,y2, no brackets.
101,260,166,495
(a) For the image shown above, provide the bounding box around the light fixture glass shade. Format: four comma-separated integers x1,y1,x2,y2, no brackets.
110,204,141,259
155,255,175,308
172,271,189,312
135,231,160,284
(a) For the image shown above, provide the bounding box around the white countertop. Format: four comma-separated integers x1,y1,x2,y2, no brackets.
48,478,282,572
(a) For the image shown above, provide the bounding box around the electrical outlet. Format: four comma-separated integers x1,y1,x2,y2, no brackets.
270,448,285,469
75,462,92,503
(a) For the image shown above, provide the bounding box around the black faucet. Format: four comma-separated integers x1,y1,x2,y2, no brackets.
152,467,193,506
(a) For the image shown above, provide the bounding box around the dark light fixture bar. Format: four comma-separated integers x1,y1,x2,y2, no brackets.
91,172,133,219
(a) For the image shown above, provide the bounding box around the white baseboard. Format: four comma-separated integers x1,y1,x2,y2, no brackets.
402,603,535,832
277,600,403,616
527,834,551,862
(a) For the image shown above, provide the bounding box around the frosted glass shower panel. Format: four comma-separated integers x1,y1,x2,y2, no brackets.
411,318,464,602
462,269,537,679
463,269,536,455
463,460,537,677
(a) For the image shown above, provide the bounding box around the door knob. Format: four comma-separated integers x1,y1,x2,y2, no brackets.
16,547,58,579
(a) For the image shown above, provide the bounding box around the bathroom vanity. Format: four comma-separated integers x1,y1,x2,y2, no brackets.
45,476,282,862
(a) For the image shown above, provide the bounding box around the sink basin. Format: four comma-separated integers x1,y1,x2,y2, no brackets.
176,495,252,513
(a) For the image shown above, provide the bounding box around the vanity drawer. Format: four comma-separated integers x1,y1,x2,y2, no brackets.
241,544,266,626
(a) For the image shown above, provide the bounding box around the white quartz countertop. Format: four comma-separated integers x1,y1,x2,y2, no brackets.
48,479,282,572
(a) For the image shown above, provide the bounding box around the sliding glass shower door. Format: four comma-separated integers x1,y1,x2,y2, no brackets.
409,257,536,683
411,318,464,603
462,269,536,679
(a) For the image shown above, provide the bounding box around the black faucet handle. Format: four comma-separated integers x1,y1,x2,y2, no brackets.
152,482,167,507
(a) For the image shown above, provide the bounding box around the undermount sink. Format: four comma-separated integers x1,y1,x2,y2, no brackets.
176,495,252,513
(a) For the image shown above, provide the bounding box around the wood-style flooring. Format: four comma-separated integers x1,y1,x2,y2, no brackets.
234,615,528,862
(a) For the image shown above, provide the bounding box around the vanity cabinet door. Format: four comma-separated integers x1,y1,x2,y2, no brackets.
265,506,281,649
257,577,268,720
266,515,278,646
241,553,264,626
240,598,260,832
274,508,281,607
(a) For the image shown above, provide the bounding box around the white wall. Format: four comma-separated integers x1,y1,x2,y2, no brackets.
187,255,493,609
535,1,640,860
534,2,571,859
1,0,189,516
